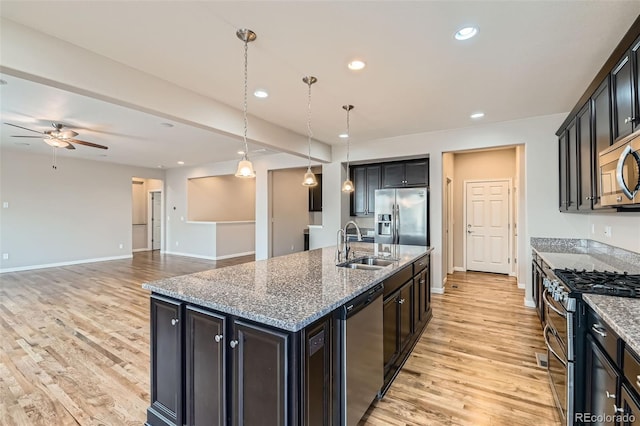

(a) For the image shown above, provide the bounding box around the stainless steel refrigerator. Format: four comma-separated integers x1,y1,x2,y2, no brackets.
374,188,428,246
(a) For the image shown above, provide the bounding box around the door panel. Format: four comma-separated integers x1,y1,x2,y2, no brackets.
152,192,162,250
612,54,634,140
466,181,510,274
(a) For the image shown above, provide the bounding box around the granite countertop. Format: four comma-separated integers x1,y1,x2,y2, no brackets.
583,294,640,356
143,243,432,332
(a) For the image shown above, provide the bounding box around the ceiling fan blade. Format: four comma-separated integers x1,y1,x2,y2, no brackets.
69,139,108,150
65,143,76,150
4,122,44,134
11,135,44,138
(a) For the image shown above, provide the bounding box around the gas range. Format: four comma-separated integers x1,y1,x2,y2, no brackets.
553,269,640,298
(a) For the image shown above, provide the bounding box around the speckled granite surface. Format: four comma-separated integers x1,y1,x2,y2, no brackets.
531,238,640,274
143,243,431,332
583,294,640,356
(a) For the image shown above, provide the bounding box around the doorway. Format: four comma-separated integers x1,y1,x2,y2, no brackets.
446,177,454,275
464,179,511,274
150,191,162,251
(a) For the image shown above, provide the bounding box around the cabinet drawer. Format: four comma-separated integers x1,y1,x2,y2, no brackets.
383,265,412,298
587,308,619,364
413,254,429,275
624,346,640,397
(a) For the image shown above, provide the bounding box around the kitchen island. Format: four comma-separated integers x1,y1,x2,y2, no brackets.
143,243,433,426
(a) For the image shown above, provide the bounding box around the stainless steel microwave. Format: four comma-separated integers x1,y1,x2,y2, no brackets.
599,129,640,207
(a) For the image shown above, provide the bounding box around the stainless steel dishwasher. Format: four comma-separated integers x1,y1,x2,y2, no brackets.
340,283,384,426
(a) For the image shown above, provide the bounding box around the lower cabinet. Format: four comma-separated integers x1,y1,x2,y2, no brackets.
585,334,619,426
621,384,640,425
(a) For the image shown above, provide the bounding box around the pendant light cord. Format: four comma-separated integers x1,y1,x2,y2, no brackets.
306,80,313,168
345,107,350,173
242,39,249,159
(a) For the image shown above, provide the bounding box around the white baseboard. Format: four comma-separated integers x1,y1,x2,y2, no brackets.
132,248,150,253
431,286,445,294
215,251,255,260
442,276,448,286
509,271,517,277
453,266,466,272
517,281,525,289
163,250,255,261
524,298,535,308
0,254,133,273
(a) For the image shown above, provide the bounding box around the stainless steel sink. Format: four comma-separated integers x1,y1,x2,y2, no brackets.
337,256,397,270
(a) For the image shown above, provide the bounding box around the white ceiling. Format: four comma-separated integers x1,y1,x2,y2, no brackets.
1,1,639,169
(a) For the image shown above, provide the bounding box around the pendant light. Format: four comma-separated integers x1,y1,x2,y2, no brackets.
341,105,355,193
235,29,256,178
302,76,318,187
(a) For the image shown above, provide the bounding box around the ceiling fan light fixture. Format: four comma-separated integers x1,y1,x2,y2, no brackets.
43,137,70,148
235,28,257,180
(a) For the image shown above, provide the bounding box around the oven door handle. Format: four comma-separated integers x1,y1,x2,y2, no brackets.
543,324,567,368
542,288,567,319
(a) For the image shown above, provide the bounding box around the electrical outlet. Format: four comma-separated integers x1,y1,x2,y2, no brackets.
119,243,124,249
176,241,179,246
291,245,295,251
604,226,612,238
2,253,8,260
591,224,595,234
2,202,8,209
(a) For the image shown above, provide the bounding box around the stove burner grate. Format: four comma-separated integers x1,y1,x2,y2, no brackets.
554,269,640,298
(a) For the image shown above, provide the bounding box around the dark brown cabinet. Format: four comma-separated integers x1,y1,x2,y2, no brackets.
232,320,288,426
148,296,183,426
592,77,613,209
185,306,226,426
350,165,380,216
577,103,593,211
559,131,569,211
303,317,333,426
621,384,640,425
612,53,635,140
567,120,579,212
585,334,619,426
382,160,428,188
309,174,322,212
382,295,400,371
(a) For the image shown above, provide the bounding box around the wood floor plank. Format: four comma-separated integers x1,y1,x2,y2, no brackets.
1,254,560,425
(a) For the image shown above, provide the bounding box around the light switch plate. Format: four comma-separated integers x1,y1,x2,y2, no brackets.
2,202,8,208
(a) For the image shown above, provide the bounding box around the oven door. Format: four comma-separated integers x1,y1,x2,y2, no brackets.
544,323,573,424
542,288,568,357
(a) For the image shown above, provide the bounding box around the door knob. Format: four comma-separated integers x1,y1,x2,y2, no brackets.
467,230,473,234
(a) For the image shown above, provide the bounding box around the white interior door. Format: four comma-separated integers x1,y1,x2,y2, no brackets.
465,180,510,274
151,192,162,250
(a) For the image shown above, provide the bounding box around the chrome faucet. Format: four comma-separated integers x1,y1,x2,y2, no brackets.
336,221,363,263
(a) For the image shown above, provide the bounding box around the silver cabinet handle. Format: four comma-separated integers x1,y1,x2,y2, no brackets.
398,298,405,305
591,324,607,337
230,340,239,348
614,404,624,414
624,117,637,124
586,196,594,200
214,334,223,343
606,390,616,399
420,279,425,284
171,318,179,326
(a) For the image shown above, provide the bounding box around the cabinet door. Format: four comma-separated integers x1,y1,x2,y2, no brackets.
621,384,640,426
304,318,332,426
567,120,579,212
382,163,405,188
365,165,381,215
577,103,593,210
398,283,413,353
149,296,183,426
309,174,322,212
413,275,421,331
351,166,367,216
585,334,618,426
185,306,226,426
232,320,288,426
633,36,640,132
559,131,569,211
404,160,428,186
383,295,399,371
612,53,634,140
592,77,612,209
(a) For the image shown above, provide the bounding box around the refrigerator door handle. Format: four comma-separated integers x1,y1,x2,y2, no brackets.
395,204,400,244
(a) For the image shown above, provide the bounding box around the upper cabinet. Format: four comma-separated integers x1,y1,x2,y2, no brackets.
351,165,380,216
308,174,322,212
556,20,640,213
382,159,429,188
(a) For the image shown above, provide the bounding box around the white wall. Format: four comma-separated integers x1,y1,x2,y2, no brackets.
0,149,164,271
587,212,640,253
271,168,310,257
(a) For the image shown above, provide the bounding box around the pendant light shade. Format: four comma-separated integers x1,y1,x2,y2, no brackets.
302,76,318,187
235,28,256,179
341,104,355,193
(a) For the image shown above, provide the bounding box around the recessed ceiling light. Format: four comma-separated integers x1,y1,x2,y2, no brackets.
0,79,7,85
470,112,485,119
237,150,245,155
253,89,269,98
177,161,185,165
339,133,349,139
157,165,164,168
160,122,174,128
455,26,479,41
347,60,366,71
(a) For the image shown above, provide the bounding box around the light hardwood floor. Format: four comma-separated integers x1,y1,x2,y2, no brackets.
0,253,561,425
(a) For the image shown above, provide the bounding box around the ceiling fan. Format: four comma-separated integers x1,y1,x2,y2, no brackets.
5,122,109,150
